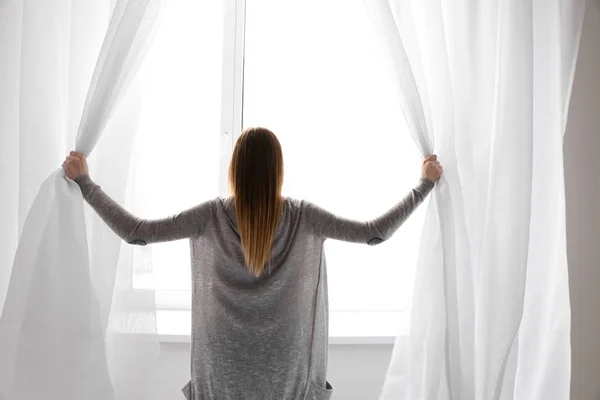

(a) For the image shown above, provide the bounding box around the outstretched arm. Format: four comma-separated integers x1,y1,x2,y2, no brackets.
75,175,212,245
64,152,212,245
303,179,434,245
303,155,442,245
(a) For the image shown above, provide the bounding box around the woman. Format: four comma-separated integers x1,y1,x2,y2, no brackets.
62,127,443,400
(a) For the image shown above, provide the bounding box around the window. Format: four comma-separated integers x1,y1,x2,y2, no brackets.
130,0,427,342
129,0,224,292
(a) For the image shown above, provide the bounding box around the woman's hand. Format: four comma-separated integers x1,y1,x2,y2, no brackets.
62,151,89,180
422,154,443,183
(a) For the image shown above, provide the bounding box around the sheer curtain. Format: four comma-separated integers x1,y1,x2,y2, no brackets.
0,1,166,399
365,0,587,399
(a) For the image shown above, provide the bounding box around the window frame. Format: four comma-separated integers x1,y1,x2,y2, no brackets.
219,0,246,196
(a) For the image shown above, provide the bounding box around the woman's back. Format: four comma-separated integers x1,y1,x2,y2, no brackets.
185,196,332,399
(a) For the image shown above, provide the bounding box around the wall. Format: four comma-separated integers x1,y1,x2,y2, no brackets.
565,0,600,399
154,3,600,399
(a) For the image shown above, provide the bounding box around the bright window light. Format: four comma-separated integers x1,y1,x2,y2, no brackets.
129,1,224,292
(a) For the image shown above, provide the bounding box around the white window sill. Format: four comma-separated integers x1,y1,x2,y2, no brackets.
156,309,406,345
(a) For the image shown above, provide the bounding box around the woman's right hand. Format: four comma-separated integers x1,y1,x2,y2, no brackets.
422,154,443,183
62,151,89,180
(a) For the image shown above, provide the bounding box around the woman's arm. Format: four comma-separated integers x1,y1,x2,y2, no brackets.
303,155,442,245
303,179,434,245
63,151,212,245
75,175,213,245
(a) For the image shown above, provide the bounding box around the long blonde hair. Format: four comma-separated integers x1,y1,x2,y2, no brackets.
229,127,284,276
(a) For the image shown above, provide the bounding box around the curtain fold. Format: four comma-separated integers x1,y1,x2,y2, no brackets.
0,1,166,399
366,0,587,399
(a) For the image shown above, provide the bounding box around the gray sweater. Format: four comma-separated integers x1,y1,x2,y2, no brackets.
75,175,434,400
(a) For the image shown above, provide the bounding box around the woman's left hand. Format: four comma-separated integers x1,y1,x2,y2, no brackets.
62,151,89,180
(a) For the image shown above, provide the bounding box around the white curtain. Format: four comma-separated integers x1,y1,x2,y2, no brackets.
0,1,165,399
366,0,586,399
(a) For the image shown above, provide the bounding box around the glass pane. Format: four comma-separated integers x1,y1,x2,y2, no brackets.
130,1,224,291
244,0,427,311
